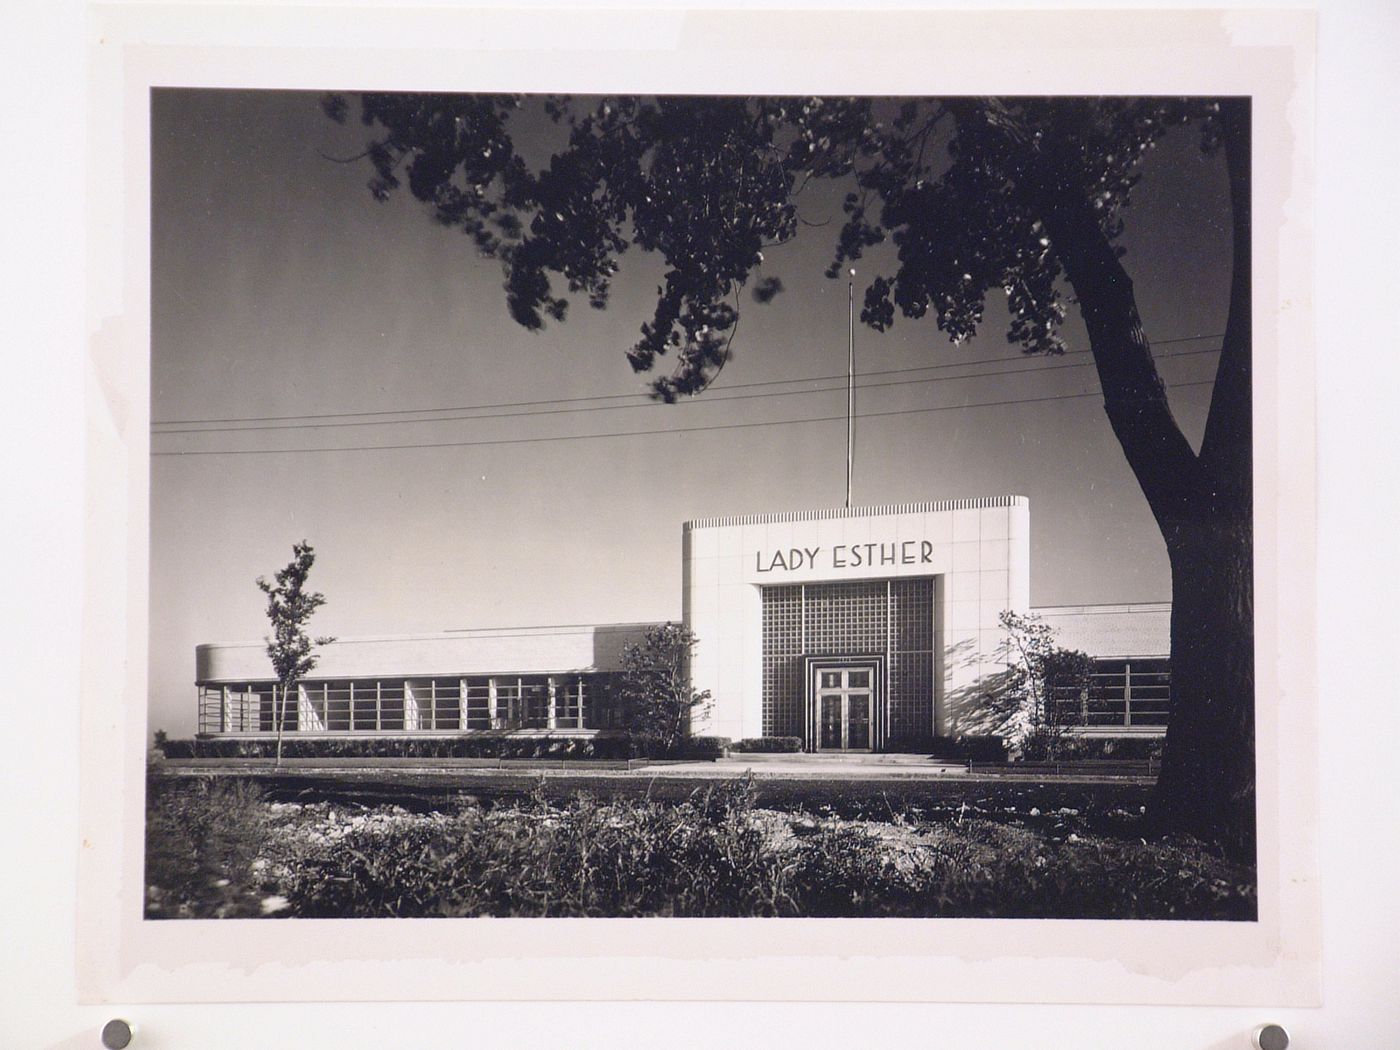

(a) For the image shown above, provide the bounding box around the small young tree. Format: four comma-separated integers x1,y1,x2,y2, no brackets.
998,610,1092,759
617,623,712,754
256,541,334,767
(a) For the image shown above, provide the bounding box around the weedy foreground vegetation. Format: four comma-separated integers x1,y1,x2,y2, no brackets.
145,777,1256,920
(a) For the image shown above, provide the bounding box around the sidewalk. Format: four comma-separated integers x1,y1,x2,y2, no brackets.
631,755,970,779
153,753,1151,784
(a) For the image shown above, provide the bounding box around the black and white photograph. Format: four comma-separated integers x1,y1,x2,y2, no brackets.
145,88,1258,922
26,4,1400,1042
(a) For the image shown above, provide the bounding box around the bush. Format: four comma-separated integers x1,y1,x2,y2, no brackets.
624,732,671,759
144,778,274,919
680,736,731,759
281,777,791,918
1016,726,1061,762
627,733,733,761
919,735,1008,762
159,739,197,759
625,733,730,759
1021,736,1165,762
730,737,804,753
145,776,1256,920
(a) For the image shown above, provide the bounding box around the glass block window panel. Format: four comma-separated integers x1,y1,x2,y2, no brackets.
887,578,935,737
889,577,935,653
804,580,887,656
887,650,933,739
761,576,936,742
761,585,804,736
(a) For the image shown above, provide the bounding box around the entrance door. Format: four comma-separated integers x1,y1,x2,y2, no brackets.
814,665,876,751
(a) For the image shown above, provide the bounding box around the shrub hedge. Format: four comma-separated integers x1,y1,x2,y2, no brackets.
679,736,731,759
161,732,1154,763
886,734,1009,762
628,733,730,759
165,733,731,762
182,735,633,760
729,737,804,753
1033,735,1165,761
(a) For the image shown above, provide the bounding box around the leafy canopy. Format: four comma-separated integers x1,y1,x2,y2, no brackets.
617,622,712,752
324,93,1222,399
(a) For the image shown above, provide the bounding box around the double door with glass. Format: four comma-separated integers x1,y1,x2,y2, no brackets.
815,665,875,751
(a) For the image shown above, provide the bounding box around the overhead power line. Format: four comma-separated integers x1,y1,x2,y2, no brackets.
152,343,1224,437
151,379,1217,458
151,332,1225,429
154,345,1223,436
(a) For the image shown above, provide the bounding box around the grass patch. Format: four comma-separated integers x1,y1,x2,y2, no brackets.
144,776,1255,920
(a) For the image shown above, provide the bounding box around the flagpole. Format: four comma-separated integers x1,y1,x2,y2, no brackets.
846,268,855,509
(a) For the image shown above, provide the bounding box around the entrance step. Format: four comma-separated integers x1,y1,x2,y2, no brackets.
727,752,958,766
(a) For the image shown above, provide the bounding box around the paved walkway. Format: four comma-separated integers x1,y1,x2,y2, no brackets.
632,756,971,779
153,754,1152,785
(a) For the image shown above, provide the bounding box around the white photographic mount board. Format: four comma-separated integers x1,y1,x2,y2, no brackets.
2,2,1395,1048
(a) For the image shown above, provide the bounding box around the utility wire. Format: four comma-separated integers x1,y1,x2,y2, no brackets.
151,332,1225,428
152,379,1216,458
152,344,1223,436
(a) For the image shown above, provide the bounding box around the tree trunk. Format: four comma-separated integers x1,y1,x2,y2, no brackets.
275,681,288,768
1154,502,1254,857
1033,98,1254,859
1152,99,1254,859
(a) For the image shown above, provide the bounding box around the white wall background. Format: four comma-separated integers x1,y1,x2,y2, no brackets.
2,2,1397,1048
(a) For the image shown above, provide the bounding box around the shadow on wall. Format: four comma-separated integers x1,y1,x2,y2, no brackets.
941,635,1020,739
591,623,660,670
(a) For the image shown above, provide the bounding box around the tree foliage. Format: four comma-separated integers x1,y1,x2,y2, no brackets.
324,93,1219,396
997,610,1093,759
617,623,712,753
256,541,334,765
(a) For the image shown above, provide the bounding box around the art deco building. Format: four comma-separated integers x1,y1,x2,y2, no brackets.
195,498,1169,750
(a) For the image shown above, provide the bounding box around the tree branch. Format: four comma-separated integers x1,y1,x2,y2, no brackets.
1040,189,1204,528
1198,97,1252,506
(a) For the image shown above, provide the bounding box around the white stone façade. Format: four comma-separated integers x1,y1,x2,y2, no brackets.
682,497,1030,742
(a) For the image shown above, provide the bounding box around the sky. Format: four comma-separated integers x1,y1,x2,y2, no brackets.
148,89,1234,736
